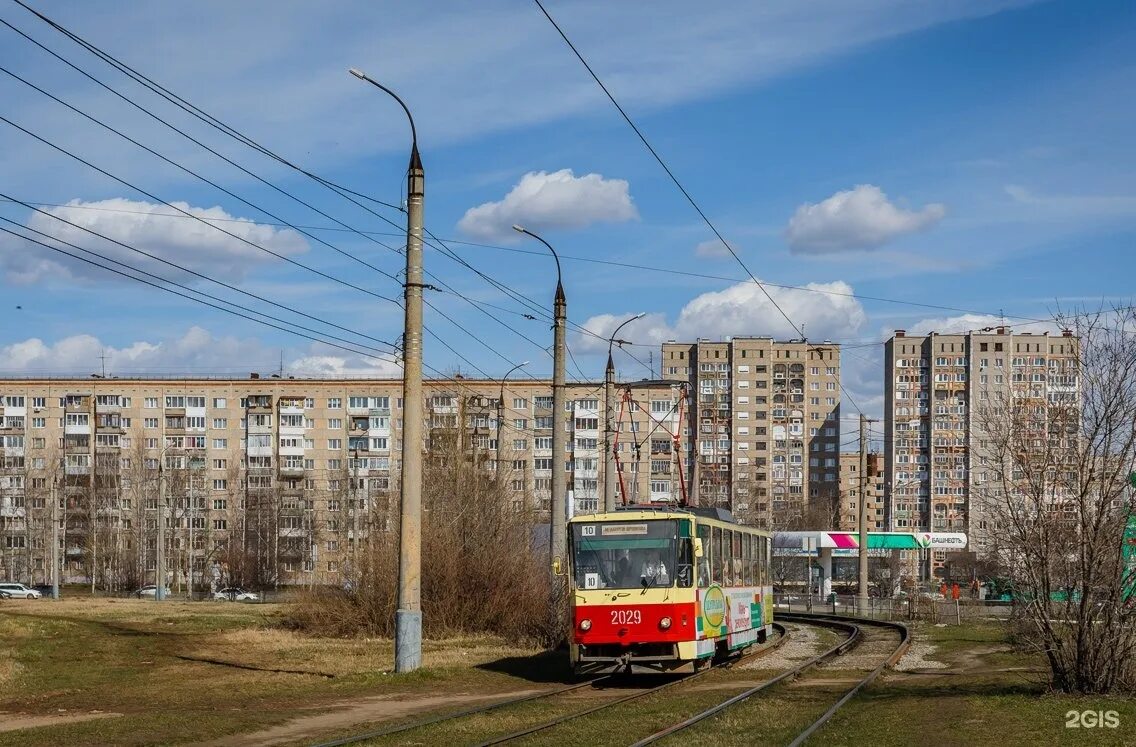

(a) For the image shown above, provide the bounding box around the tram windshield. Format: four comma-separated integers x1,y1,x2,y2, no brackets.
570,520,682,590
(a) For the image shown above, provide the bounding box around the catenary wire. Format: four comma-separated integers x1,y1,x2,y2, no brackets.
1,11,546,381
8,0,404,213
0,114,402,306
0,197,1070,331
0,193,399,354
0,214,398,358
0,224,398,364
533,0,872,415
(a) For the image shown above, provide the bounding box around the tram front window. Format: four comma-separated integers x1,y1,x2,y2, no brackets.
571,520,679,590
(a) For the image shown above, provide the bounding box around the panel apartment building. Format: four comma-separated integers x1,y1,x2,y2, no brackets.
0,376,684,589
883,327,1079,576
661,337,842,529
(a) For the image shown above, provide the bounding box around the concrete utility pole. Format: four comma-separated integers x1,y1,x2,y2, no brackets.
156,465,166,601
857,414,870,611
350,68,425,673
513,225,567,571
50,478,59,600
603,314,643,512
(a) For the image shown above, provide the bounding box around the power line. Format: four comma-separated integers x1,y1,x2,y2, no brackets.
534,0,870,414
1,13,559,383
0,197,1068,330
0,56,406,287
0,193,398,354
1,224,399,365
0,114,404,307
8,0,405,214
2,4,665,375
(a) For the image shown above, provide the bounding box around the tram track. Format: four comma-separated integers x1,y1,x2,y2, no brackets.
472,622,789,746
309,622,787,747
629,613,908,747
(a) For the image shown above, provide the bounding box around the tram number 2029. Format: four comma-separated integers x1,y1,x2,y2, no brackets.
611,610,641,626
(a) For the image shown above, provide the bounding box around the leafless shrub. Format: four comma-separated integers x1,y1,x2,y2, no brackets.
975,306,1136,694
288,419,559,646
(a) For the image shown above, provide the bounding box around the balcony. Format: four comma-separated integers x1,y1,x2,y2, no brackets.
245,398,272,414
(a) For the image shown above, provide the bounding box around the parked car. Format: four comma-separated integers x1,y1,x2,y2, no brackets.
0,583,43,599
133,585,172,599
213,587,259,602
31,584,55,597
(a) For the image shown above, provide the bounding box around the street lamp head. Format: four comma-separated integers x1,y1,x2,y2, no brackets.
348,68,366,80
520,361,530,366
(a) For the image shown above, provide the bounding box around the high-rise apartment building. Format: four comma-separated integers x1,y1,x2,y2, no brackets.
661,337,842,528
883,327,1079,575
0,376,684,589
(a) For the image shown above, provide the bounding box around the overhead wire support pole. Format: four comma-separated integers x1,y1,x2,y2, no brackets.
512,225,567,574
497,361,530,477
349,68,423,673
603,314,644,512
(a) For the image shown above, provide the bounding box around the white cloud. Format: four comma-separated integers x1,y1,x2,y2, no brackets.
0,326,400,377
577,279,867,355
694,238,737,258
785,184,946,253
0,198,308,285
457,169,638,241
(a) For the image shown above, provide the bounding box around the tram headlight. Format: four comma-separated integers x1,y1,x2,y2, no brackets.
659,616,672,630
579,618,592,632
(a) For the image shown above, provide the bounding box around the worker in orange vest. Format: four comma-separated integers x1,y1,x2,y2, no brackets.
951,583,961,601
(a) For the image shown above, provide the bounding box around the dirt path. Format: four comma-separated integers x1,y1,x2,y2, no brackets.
194,689,546,747
0,710,122,733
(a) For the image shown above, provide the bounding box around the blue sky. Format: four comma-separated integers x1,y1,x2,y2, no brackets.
1,0,1133,428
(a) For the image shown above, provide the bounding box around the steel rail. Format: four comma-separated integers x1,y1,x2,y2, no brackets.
629,615,861,746
309,623,786,747
473,622,789,746
784,613,910,747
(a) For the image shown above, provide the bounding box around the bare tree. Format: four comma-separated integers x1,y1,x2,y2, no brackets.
975,308,1136,694
289,399,554,643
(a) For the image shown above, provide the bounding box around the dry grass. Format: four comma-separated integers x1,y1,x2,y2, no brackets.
0,600,562,746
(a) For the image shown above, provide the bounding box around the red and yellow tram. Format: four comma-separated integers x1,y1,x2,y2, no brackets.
567,505,773,674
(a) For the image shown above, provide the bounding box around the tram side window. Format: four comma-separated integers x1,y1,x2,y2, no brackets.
711,527,723,585
697,525,711,587
743,534,753,586
736,529,745,581
760,536,768,586
677,533,693,588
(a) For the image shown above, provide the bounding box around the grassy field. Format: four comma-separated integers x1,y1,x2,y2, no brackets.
0,598,557,746
3,602,1134,746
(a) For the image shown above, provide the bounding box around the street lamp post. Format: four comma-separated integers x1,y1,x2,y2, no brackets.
496,362,529,478
512,225,567,574
350,68,424,673
603,314,643,512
